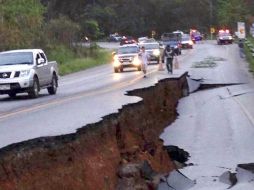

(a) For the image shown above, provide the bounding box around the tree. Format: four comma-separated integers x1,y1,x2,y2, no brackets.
46,15,80,46
0,0,45,50
80,19,102,40
217,0,248,30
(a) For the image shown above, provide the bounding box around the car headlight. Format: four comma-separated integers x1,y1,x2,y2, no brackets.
113,60,121,67
189,41,193,45
113,55,118,61
133,56,141,66
153,49,160,57
20,70,30,77
113,55,121,67
229,36,232,40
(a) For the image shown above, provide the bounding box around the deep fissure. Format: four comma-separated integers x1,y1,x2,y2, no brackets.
0,73,188,189
0,74,244,189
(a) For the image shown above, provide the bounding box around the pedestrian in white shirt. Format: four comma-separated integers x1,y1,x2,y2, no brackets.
139,46,150,78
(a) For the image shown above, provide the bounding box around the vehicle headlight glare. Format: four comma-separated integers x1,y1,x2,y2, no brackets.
20,70,30,77
113,60,121,67
113,55,118,61
153,49,160,56
133,56,141,66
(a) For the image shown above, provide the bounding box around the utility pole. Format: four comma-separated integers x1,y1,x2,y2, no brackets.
209,0,213,40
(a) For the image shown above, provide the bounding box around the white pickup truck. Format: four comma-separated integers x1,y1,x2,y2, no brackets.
0,49,59,98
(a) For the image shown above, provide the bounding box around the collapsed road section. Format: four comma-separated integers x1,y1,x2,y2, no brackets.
0,73,189,190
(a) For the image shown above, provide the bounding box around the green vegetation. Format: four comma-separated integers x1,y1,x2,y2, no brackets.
45,44,111,75
1,0,254,75
57,49,111,76
244,37,254,72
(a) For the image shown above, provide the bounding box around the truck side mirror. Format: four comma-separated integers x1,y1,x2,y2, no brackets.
37,58,45,65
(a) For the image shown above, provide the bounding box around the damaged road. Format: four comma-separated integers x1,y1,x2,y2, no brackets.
0,40,254,189
161,41,254,189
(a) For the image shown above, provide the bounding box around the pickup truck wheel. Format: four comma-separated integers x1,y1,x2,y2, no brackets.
8,92,16,98
28,77,39,98
47,74,58,95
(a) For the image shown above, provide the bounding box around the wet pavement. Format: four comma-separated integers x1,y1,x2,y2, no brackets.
160,41,254,189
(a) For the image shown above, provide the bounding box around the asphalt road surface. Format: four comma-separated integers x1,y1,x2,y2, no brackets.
0,42,190,148
161,41,254,189
2,41,254,190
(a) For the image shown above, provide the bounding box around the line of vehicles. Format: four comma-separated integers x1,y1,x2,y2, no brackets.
0,29,234,98
112,30,197,73
111,28,235,73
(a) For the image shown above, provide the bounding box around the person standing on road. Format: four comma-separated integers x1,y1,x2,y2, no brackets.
139,46,150,78
238,39,245,58
162,45,176,74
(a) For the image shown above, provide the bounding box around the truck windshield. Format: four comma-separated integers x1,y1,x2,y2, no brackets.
118,46,139,54
0,52,33,66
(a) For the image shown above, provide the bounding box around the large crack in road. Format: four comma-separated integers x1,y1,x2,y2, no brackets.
160,76,254,190
0,73,189,190
0,70,253,190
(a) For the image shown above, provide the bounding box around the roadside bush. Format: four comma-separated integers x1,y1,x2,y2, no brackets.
58,49,111,76
46,45,75,64
46,16,80,47
244,37,254,72
45,44,111,76
72,42,100,58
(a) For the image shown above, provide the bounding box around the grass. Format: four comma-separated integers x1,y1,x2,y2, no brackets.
59,50,111,75
46,45,112,76
58,50,111,76
244,37,254,72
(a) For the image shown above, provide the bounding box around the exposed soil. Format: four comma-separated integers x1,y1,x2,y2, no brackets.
0,73,188,190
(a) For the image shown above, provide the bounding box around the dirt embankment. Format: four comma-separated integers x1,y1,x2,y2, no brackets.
0,73,188,190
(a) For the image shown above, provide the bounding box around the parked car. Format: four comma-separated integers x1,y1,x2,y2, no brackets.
0,49,59,98
181,34,193,49
109,33,122,42
112,44,141,73
120,36,137,46
139,42,160,64
217,29,233,45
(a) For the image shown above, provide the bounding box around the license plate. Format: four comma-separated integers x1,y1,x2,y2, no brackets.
0,84,10,90
122,62,130,65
